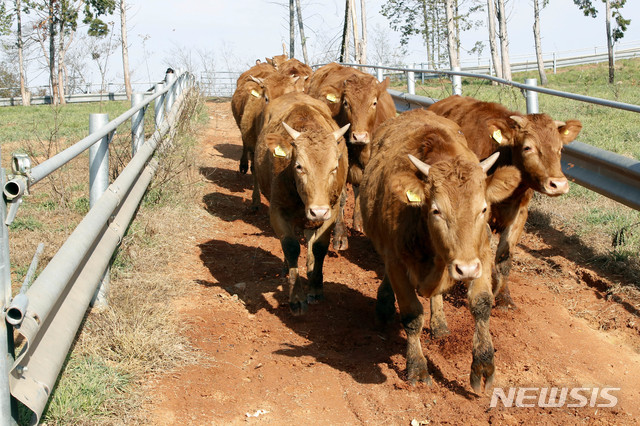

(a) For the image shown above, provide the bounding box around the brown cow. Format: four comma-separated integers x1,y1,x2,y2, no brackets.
254,92,350,315
231,67,302,178
308,63,396,250
360,109,520,391
428,95,582,312
277,58,313,91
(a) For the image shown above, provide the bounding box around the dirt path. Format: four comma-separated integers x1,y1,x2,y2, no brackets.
147,100,640,425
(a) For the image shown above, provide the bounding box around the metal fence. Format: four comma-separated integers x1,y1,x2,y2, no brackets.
0,69,195,425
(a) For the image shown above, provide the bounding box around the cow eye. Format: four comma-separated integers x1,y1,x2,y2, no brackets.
523,145,532,153
431,208,440,216
264,95,270,103
295,163,303,173
482,206,487,214
331,165,338,174
373,100,377,107
343,99,348,107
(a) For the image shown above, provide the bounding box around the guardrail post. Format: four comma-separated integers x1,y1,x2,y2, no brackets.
525,78,539,114
376,63,383,82
452,66,462,96
553,52,557,74
407,65,416,95
131,92,145,156
154,82,165,128
0,156,15,423
89,113,110,308
165,71,176,114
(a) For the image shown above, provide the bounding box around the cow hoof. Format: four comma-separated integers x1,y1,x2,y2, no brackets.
494,293,518,310
470,354,495,394
430,325,450,340
307,292,324,304
332,236,348,251
289,300,308,316
407,357,431,386
239,161,249,174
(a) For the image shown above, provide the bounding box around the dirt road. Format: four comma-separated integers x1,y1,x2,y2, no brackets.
147,100,640,425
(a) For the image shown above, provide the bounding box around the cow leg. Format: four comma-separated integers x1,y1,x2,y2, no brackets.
250,163,261,211
352,185,363,233
239,145,249,174
271,210,307,315
492,191,532,309
332,189,349,251
387,265,431,386
305,224,332,304
375,275,396,325
468,275,495,394
429,294,450,339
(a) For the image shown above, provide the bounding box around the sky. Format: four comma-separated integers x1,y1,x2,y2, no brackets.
14,0,640,88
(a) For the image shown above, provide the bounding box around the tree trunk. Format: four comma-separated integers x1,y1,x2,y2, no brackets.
16,0,29,105
421,0,433,68
295,0,308,63
605,0,614,83
49,0,59,105
350,0,359,63
339,0,351,62
487,0,502,78
445,0,459,68
360,0,367,65
533,0,548,85
120,0,132,99
497,0,511,81
289,0,295,58
57,19,66,105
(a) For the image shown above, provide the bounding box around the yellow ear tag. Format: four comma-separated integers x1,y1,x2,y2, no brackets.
563,129,569,135
492,129,503,144
251,89,261,98
326,93,338,103
273,145,287,158
406,190,421,203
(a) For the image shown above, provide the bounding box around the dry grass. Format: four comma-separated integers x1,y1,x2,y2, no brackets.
5,89,209,424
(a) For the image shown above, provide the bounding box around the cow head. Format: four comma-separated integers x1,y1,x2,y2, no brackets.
500,114,581,196
249,73,302,104
338,75,390,144
395,149,520,281
265,122,350,222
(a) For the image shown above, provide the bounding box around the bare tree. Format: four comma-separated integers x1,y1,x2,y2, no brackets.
14,0,30,104
445,0,459,68
294,0,308,63
120,0,131,99
289,0,294,58
533,0,548,85
497,0,511,81
486,0,502,78
350,0,359,62
339,0,351,62
359,0,367,65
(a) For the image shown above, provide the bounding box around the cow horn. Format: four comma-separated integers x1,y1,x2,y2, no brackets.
510,115,527,128
408,154,431,177
282,122,301,140
250,75,263,85
332,123,350,141
479,152,500,173
554,120,566,128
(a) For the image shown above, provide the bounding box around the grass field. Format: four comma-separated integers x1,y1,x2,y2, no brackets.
1,58,640,423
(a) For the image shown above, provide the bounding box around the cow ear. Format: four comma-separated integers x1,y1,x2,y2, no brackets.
487,119,514,146
264,134,293,159
557,119,582,144
379,77,390,91
485,166,521,204
390,171,427,207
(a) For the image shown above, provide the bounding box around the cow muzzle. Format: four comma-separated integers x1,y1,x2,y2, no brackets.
543,176,569,196
307,206,332,221
350,131,370,144
449,258,482,281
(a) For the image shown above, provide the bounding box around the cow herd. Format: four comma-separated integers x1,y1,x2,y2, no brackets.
230,55,582,393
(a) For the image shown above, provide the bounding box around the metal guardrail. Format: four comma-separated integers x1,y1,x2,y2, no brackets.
0,69,195,425
0,92,132,107
377,66,640,213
